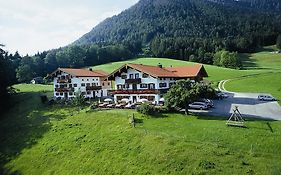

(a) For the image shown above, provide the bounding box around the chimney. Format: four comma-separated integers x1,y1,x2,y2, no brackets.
89,68,93,71
158,63,163,68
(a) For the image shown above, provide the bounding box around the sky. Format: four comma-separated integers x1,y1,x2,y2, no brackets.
0,0,138,55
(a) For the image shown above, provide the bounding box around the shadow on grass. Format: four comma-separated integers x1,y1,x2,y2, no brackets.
0,91,67,175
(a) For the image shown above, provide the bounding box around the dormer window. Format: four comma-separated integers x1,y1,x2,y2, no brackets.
142,73,149,78
129,74,134,79
121,75,127,79
135,73,139,79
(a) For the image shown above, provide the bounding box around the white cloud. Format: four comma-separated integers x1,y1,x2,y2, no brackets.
0,0,138,55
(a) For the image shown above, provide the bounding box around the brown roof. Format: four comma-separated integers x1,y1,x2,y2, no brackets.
51,68,108,77
128,64,176,77
107,63,208,79
164,64,207,77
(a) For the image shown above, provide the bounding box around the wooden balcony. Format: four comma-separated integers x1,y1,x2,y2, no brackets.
125,78,141,84
86,86,102,91
109,89,159,95
55,87,74,92
57,79,71,84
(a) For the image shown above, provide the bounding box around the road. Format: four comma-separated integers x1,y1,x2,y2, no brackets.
190,80,281,121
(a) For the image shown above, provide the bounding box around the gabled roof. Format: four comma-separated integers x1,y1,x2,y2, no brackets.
50,68,108,78
107,63,208,80
127,64,176,77
164,65,208,78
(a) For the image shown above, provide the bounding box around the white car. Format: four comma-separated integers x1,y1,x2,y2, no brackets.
189,102,209,110
258,95,276,101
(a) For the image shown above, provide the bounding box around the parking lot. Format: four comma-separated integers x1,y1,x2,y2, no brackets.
190,92,281,121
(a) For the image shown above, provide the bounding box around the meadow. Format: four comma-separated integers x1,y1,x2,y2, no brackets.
1,84,281,175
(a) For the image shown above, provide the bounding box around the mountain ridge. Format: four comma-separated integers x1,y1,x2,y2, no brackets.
74,0,281,50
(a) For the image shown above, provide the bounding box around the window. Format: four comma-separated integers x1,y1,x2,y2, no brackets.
86,83,90,87
149,83,155,89
69,92,73,96
129,74,134,79
74,84,77,87
60,93,63,96
69,84,72,88
126,84,130,89
108,82,110,86
140,84,148,88
135,73,139,79
121,75,127,79
117,85,123,90
159,83,167,88
81,92,86,95
93,79,95,81
96,79,98,81
169,83,175,87
81,83,85,87
163,78,166,81
55,85,59,88
102,83,105,86
56,93,59,96
87,79,89,81
160,78,162,81
82,79,84,81
142,73,149,78
92,83,96,86
87,91,91,95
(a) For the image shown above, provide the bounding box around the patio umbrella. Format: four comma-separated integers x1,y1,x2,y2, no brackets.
159,97,165,102
120,98,129,103
140,98,148,103
104,98,113,102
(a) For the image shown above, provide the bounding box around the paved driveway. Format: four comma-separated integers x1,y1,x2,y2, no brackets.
190,92,281,121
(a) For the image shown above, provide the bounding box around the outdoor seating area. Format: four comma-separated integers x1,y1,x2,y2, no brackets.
97,97,164,109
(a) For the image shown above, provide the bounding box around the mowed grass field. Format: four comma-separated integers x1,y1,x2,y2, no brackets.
1,84,281,175
225,72,281,101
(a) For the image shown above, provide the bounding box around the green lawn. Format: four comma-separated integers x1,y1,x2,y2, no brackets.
1,85,281,174
225,72,281,101
240,45,281,70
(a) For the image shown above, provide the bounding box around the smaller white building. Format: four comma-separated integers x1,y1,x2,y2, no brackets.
49,68,112,100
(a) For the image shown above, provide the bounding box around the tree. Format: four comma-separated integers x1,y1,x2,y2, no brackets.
164,80,198,115
16,64,33,83
277,35,281,50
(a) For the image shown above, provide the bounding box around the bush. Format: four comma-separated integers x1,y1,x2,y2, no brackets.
136,103,156,115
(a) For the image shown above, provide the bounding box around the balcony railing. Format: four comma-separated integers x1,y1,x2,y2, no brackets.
125,78,141,84
109,89,159,95
55,87,74,92
57,79,71,84
86,86,102,91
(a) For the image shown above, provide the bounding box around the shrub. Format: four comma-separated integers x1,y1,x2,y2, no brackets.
136,103,156,115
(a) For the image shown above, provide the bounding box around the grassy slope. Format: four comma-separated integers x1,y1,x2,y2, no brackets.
226,46,281,103
1,85,281,175
225,72,281,100
93,58,266,82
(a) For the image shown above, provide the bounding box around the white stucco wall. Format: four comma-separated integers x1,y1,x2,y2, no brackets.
53,72,109,99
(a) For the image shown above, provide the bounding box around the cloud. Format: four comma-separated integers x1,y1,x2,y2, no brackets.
0,0,138,55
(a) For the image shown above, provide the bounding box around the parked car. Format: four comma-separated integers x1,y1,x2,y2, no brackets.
189,102,209,110
216,91,229,99
198,99,214,108
258,95,276,101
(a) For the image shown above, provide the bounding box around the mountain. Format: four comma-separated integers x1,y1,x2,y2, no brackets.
74,0,281,53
